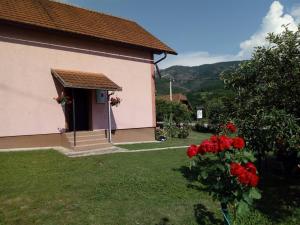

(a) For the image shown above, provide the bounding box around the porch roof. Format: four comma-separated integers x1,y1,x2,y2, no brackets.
52,69,122,91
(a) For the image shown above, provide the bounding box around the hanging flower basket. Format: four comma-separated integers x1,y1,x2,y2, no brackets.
110,97,121,107
54,93,72,106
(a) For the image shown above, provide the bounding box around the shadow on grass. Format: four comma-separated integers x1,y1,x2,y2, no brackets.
194,204,223,225
256,170,300,223
155,205,222,225
173,166,205,192
174,166,222,225
174,165,198,182
155,217,172,225
176,163,300,224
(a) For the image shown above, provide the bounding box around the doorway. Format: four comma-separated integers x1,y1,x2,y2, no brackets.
67,88,91,131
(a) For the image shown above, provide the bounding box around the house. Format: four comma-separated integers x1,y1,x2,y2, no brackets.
0,0,176,151
159,93,192,109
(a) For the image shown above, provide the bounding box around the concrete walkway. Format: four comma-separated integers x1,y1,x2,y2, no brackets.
0,145,188,157
124,145,188,153
62,145,188,157
63,145,188,157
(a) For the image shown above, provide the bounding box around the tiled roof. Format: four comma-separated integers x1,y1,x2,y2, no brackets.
159,93,188,102
0,0,176,54
158,93,192,109
52,69,122,91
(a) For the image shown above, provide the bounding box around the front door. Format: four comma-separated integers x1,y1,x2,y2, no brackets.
68,89,90,131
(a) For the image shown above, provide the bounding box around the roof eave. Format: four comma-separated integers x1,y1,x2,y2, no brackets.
0,18,177,55
51,69,122,91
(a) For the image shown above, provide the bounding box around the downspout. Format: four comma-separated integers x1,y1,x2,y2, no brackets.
154,52,167,78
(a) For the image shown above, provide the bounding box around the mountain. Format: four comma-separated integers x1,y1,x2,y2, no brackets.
156,61,243,96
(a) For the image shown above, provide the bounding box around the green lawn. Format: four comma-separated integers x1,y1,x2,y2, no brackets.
0,149,299,225
117,131,211,150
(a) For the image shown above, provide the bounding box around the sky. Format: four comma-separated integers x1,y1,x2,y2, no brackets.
58,0,300,68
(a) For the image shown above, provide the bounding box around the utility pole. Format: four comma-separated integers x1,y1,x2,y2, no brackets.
169,77,173,101
162,74,174,101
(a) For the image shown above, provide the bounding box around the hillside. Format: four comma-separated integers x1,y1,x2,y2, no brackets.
156,61,243,95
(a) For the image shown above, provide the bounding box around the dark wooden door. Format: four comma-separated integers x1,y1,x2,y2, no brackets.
69,89,90,131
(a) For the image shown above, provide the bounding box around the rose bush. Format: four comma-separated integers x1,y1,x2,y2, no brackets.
186,122,261,224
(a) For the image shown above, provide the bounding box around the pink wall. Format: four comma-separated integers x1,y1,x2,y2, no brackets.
0,25,155,137
91,90,109,130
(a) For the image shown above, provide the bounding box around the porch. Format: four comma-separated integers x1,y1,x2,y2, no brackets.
52,69,122,152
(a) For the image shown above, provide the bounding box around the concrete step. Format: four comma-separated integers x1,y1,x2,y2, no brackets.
67,135,107,142
65,130,106,138
73,143,113,151
70,138,108,146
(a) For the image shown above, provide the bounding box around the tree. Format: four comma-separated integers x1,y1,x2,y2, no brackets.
156,98,192,124
222,26,300,170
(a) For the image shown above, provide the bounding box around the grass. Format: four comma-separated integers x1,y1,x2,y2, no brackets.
117,131,211,150
0,149,299,225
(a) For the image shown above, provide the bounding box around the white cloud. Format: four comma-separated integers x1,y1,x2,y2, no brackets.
161,1,299,68
160,52,238,69
238,1,298,58
291,4,300,23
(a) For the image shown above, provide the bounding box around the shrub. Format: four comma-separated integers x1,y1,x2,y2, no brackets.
155,128,167,141
194,122,214,133
163,114,179,138
186,122,261,224
156,98,192,124
222,26,300,167
177,124,190,139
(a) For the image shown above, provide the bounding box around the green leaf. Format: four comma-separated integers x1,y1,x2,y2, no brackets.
242,151,256,162
242,192,253,205
224,151,231,161
237,200,250,215
200,171,208,179
215,163,226,172
249,188,262,200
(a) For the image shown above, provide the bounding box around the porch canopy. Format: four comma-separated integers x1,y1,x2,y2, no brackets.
51,69,122,91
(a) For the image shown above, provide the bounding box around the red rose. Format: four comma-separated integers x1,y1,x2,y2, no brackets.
238,171,250,185
187,145,198,158
248,173,259,187
219,135,232,151
245,162,257,174
197,143,206,155
231,163,259,187
210,135,218,143
199,140,218,153
199,140,209,153
232,137,245,149
226,122,237,133
210,142,219,153
230,163,245,176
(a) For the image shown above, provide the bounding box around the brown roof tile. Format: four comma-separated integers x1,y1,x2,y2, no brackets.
158,93,192,109
52,69,122,91
0,0,176,54
159,93,188,102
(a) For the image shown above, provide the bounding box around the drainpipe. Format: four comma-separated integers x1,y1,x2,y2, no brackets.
154,52,167,78
169,78,173,101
